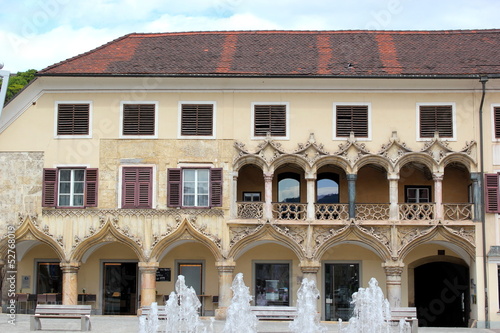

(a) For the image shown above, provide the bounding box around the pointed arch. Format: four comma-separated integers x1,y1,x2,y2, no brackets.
150,218,224,262
71,218,145,262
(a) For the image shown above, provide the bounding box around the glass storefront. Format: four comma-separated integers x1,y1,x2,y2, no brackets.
255,263,290,306
324,263,359,321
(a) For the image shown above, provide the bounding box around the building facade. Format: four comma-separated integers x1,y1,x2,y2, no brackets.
1,30,500,328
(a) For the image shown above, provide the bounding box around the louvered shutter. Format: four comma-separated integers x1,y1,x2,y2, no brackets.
122,168,138,208
57,104,90,135
494,107,500,139
210,168,223,207
419,105,453,138
336,105,368,137
137,168,152,208
167,168,182,207
123,104,155,135
84,168,98,207
485,173,500,213
42,168,58,207
181,104,213,136
254,105,286,137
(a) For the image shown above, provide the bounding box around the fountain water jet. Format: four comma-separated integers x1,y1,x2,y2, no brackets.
339,277,410,333
223,273,257,333
289,278,326,333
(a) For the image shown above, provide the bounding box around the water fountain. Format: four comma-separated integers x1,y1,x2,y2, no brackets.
289,278,326,333
139,301,159,333
339,277,410,333
223,273,257,333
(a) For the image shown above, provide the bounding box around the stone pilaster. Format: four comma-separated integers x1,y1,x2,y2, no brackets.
382,261,404,308
388,173,400,220
305,175,316,220
264,173,274,220
138,261,159,308
433,173,444,220
215,260,236,320
60,262,80,305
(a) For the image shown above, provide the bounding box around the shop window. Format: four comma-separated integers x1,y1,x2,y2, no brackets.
255,262,290,306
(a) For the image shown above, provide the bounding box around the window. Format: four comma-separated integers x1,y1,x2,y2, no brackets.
493,106,500,139
167,168,223,208
180,103,214,137
254,262,290,306
121,103,157,137
418,104,454,139
122,167,153,208
56,103,91,137
405,186,431,203
485,173,500,213
278,172,300,203
317,173,339,203
37,261,62,294
243,192,261,202
253,103,288,138
42,168,98,207
334,104,369,138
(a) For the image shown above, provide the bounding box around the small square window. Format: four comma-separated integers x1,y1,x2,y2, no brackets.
253,104,287,137
181,104,214,137
122,103,156,136
243,192,261,202
56,103,90,136
418,104,454,139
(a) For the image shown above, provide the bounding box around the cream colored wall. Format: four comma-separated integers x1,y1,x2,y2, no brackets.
356,166,388,203
16,243,60,294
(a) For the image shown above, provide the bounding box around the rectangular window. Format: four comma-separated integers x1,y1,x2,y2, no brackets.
122,167,153,208
37,262,62,294
42,168,98,208
494,106,500,139
405,186,431,203
167,168,223,208
419,104,454,138
56,103,90,136
485,173,500,213
243,192,261,202
180,104,214,137
253,104,287,137
254,262,290,306
122,103,157,137
335,105,369,138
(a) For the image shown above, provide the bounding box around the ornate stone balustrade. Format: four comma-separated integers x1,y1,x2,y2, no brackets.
356,204,390,221
399,203,435,221
236,202,264,219
443,203,473,221
314,204,349,221
272,203,307,221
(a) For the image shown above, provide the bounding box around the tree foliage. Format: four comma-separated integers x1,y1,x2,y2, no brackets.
0,69,37,103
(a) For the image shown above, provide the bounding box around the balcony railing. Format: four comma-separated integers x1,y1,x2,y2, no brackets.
236,202,264,219
315,204,349,220
356,204,390,221
272,203,307,221
443,203,473,221
399,203,435,221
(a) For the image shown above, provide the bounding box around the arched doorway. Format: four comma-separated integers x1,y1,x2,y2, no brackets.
414,261,469,327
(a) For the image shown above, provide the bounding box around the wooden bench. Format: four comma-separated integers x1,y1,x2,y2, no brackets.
140,305,168,320
389,307,418,333
30,304,91,331
250,306,297,320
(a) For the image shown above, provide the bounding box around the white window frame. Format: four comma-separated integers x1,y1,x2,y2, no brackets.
57,168,86,207
251,102,290,140
332,102,372,141
118,164,157,209
491,104,500,142
119,101,159,139
416,102,456,141
54,101,93,139
177,101,216,139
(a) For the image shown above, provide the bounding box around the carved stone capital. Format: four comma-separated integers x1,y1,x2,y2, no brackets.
138,261,160,274
382,262,404,277
60,262,81,274
263,172,274,182
216,260,236,273
299,261,321,274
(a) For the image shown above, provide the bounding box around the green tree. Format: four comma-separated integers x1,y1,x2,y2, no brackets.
0,69,37,103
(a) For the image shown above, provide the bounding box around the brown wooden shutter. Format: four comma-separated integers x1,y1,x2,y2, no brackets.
42,168,58,207
122,167,153,208
210,168,223,207
123,104,155,135
167,168,182,207
494,107,500,139
84,168,98,207
254,105,286,136
336,105,368,137
57,104,90,135
181,104,213,136
419,105,453,138
485,173,500,213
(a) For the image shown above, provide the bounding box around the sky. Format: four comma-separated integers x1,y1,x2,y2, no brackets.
1,0,499,72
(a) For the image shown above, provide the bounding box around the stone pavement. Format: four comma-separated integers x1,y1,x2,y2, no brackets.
0,314,498,332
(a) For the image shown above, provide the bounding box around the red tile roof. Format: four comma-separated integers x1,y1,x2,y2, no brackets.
38,30,500,77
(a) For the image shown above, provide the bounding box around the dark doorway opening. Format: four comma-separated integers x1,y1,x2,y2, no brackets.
414,261,469,327
103,262,138,315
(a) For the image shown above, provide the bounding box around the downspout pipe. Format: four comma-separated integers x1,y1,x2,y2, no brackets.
479,75,489,328
0,68,11,119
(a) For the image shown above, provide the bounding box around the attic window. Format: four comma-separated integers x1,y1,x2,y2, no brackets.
334,104,370,138
419,104,454,139
122,103,157,137
180,104,214,137
57,103,90,136
253,103,288,137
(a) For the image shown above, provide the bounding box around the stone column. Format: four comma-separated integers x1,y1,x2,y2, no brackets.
306,174,316,220
388,173,400,220
215,260,236,320
347,174,357,219
264,172,274,220
382,261,404,308
470,173,482,222
231,172,238,219
299,261,321,285
138,261,159,308
60,262,80,305
433,173,444,220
